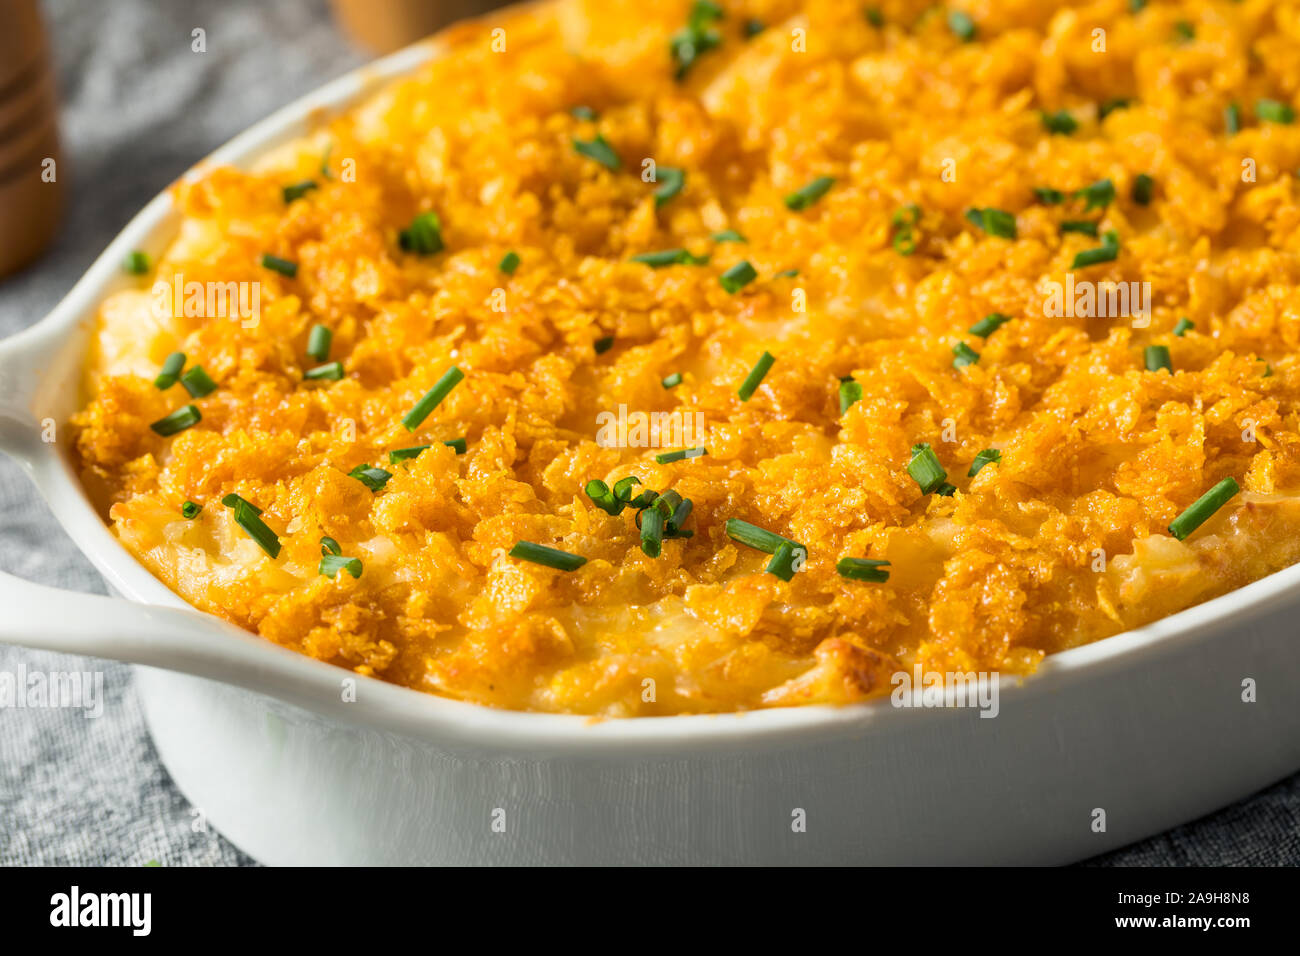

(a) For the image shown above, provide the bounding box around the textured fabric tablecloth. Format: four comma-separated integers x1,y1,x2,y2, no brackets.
1,0,1298,867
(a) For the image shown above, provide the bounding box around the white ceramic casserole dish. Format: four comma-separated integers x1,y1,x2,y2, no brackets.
1,32,1299,867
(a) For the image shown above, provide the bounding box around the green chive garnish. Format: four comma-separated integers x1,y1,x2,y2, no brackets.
1071,230,1120,269
614,476,644,504
865,7,884,27
968,448,1001,477
150,405,201,437
1060,220,1100,237
260,254,298,278
969,313,1011,337
765,541,802,581
304,361,344,381
1034,187,1065,205
1129,0,1146,11
154,352,186,389
1098,98,1131,120
320,554,363,579
1173,20,1195,42
181,500,202,519
662,372,683,389
738,350,774,400
965,208,1017,239
952,342,980,368
572,134,621,170
666,496,693,535
669,1,724,80
1257,99,1295,124
585,479,621,515
948,10,976,41
508,541,587,571
720,260,758,293
655,447,707,464
725,518,796,554
282,180,318,203
784,176,835,211
1076,178,1116,211
1174,317,1194,336
444,437,467,455
839,377,863,414
629,248,709,268
743,18,765,36
399,212,443,255
223,494,280,559
836,557,891,582
498,250,520,275
306,324,332,361
1144,345,1171,372
1168,477,1239,541
772,268,799,279
321,536,341,556
908,443,947,494
570,105,597,121
640,506,665,558
179,365,216,399
1041,110,1078,135
402,366,464,431
124,251,150,275
654,167,685,207
594,336,615,354
1224,102,1241,134
892,203,921,255
348,464,393,493
388,445,429,463
1132,173,1155,205
712,229,747,243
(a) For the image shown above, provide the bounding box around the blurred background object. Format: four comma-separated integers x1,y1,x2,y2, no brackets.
329,0,506,53
0,0,63,278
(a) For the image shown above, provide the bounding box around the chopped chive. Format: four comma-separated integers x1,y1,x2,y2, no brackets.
306,323,332,361
1060,220,1099,237
282,180,318,203
1168,477,1239,540
1174,317,1194,336
388,445,430,463
720,260,758,293
765,541,803,581
908,442,947,494
1132,173,1155,205
773,268,799,278
666,496,693,535
836,557,891,582
968,448,1002,477
654,167,685,207
509,541,587,571
784,176,835,211
399,212,443,255
947,10,976,42
498,250,521,275
321,536,341,556
348,464,393,493
402,366,464,431
1034,187,1065,205
572,134,621,170
629,248,709,267
154,352,186,389
725,517,796,554
669,1,724,80
1224,102,1241,134
1262,363,1274,378
613,476,643,503
594,336,615,354
1071,230,1120,269
444,437,467,455
150,405,201,436
179,365,216,398
891,203,921,255
952,341,980,368
319,554,363,579
1144,344,1171,372
1098,98,1132,120
969,312,1011,337
1041,110,1078,135
320,143,334,180
181,500,202,519
839,377,863,414
865,7,884,27
712,229,747,243
738,350,775,400
1129,0,1146,11
260,254,298,278
304,361,344,381
1257,99,1295,124
662,372,683,389
223,495,280,559
1173,20,1195,42
640,506,665,557
965,207,1017,239
1076,178,1116,211
123,250,150,275
585,479,622,515
571,105,597,121
743,18,765,37
655,447,707,464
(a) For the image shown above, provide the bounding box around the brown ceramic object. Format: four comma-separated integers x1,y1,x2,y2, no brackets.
329,0,505,54
0,0,63,278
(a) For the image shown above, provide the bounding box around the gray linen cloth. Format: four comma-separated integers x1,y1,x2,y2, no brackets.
1,0,1297,866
